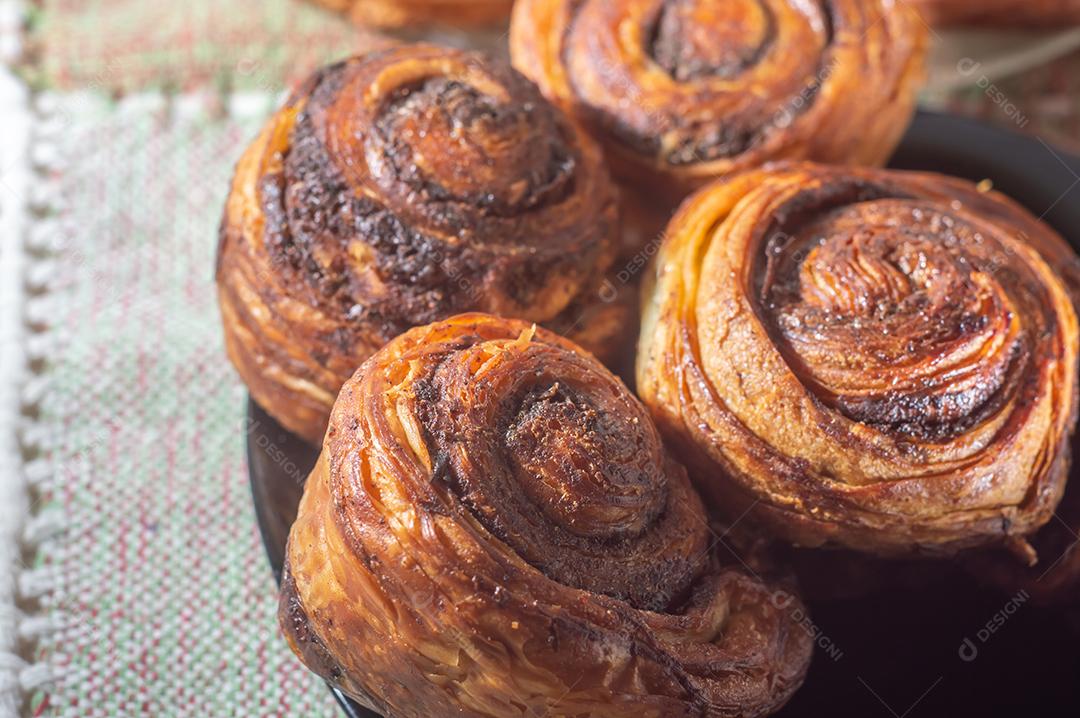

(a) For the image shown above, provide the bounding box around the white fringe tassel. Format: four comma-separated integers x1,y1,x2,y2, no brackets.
0,0,69,712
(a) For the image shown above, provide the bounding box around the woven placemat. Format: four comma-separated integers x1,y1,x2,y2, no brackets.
9,89,339,717
0,61,33,718
23,0,366,93
2,3,385,715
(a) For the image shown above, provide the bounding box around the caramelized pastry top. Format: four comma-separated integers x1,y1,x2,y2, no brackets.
217,45,625,443
281,314,812,718
264,47,614,341
510,0,927,195
638,163,1080,556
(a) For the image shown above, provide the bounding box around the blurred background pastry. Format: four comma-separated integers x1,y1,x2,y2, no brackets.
912,0,1080,27
304,0,511,30
510,0,928,240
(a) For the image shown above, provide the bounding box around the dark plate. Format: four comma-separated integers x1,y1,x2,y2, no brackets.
248,110,1080,718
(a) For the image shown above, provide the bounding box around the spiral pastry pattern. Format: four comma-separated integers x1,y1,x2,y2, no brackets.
217,45,626,444
510,0,927,199
637,163,1080,556
910,0,1080,27
306,0,512,29
280,314,812,718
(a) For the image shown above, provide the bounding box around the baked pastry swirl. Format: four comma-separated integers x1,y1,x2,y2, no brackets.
280,313,812,718
638,163,1080,557
910,0,1080,27
509,0,927,201
216,45,625,444
305,0,512,29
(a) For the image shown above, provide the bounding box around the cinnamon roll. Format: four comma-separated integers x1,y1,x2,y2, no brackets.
305,0,512,30
216,45,626,444
280,313,813,718
509,0,927,204
637,163,1080,557
910,0,1080,27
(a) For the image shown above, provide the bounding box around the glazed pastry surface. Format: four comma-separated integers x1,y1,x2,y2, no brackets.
217,45,625,443
510,0,927,200
637,163,1080,556
306,0,512,29
281,313,812,718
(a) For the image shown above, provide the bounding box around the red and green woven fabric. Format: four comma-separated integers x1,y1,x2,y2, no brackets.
24,0,364,92
20,91,341,717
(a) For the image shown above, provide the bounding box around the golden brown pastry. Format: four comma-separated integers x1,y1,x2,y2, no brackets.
217,45,627,444
305,0,512,30
964,431,1080,604
510,0,928,205
910,0,1080,27
637,162,1080,557
280,313,813,718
